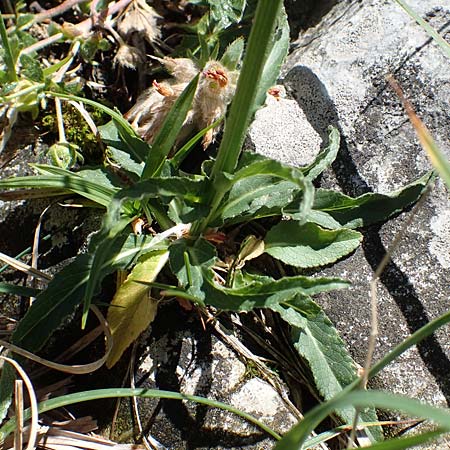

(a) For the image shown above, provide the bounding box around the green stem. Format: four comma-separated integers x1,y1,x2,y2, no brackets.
0,388,281,441
191,0,283,236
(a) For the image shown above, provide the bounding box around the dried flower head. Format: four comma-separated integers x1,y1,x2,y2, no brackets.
125,58,238,149
118,0,161,44
113,44,144,70
194,60,238,148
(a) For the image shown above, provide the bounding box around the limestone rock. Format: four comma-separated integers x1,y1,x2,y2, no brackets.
250,0,450,444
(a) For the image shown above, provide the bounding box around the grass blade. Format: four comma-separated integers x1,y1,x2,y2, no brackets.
274,390,450,449
0,13,18,82
141,74,200,179
0,388,281,441
393,0,450,59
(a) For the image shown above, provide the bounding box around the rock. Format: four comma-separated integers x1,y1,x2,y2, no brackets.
113,303,298,449
250,0,450,444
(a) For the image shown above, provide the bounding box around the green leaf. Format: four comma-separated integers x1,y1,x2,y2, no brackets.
208,0,246,30
270,295,379,437
0,283,40,297
218,176,299,225
106,249,169,368
8,233,164,353
196,269,349,311
220,36,245,70
141,74,200,179
49,92,150,164
210,0,284,178
81,176,209,325
0,13,18,82
19,53,44,82
11,253,96,352
99,120,144,176
303,171,433,229
213,157,314,226
265,221,362,268
169,237,217,299
0,387,280,442
0,365,15,424
301,126,340,181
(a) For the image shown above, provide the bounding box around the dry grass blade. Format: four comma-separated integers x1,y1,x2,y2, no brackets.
30,204,52,304
348,184,432,446
387,75,450,188
0,306,113,374
0,251,52,281
0,356,39,450
5,425,146,449
14,380,23,450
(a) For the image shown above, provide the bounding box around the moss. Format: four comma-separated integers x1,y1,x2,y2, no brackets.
39,103,109,164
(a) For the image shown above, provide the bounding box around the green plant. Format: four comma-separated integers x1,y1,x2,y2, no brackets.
0,0,438,447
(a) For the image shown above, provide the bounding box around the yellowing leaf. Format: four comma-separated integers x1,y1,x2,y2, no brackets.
106,250,169,368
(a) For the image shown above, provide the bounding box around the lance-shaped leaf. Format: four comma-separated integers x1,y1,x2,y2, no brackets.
213,157,314,225
193,269,349,311
291,171,433,229
8,233,165,353
270,295,381,442
106,249,169,368
265,221,362,269
99,120,144,178
169,237,217,302
220,37,244,71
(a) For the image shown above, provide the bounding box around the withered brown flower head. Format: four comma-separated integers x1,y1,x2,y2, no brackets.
117,0,161,44
125,58,238,149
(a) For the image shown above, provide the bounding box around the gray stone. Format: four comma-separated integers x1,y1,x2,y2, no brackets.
114,303,297,449
250,0,450,444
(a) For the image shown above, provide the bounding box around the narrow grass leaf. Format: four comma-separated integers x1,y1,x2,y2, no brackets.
265,221,362,268
393,0,450,59
271,295,380,439
170,116,223,170
141,74,200,179
274,390,450,449
0,387,280,442
106,250,169,368
0,165,118,207
0,13,18,82
359,430,445,450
